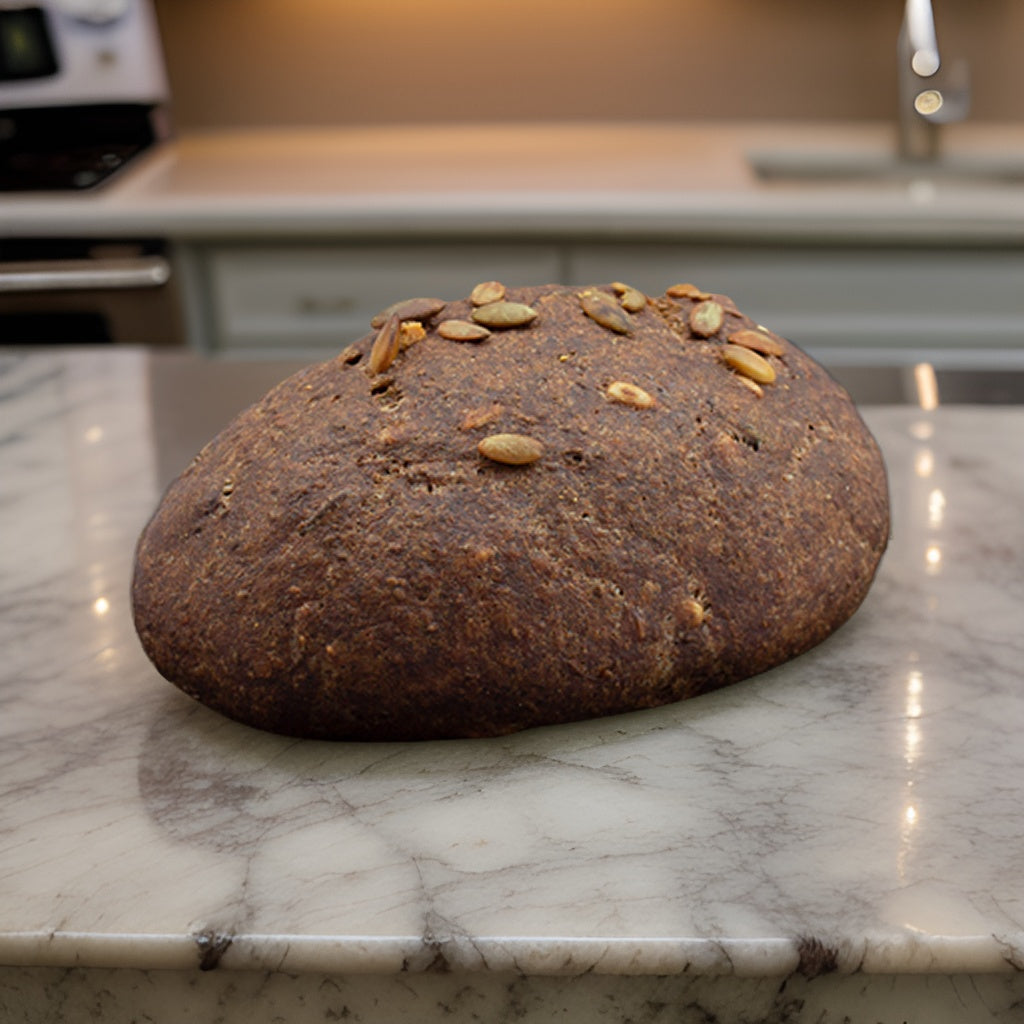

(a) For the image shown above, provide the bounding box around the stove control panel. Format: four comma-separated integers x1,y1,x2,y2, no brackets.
0,0,166,107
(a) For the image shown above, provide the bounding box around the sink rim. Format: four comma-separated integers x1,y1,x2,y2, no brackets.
748,146,1024,185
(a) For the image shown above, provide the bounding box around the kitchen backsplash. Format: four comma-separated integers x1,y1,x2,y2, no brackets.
153,0,1023,131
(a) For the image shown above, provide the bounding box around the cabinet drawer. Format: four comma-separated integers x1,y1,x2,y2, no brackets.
204,244,563,354
569,243,1024,359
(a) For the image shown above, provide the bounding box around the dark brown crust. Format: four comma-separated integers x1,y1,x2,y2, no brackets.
131,283,890,740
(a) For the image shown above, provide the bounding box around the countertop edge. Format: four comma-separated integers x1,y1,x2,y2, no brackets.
1,931,1021,977
4,121,1024,243
4,194,1024,245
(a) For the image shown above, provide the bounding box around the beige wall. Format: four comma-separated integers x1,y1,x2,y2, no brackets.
153,0,1024,131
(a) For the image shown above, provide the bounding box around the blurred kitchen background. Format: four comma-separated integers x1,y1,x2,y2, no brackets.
156,0,1024,129
2,0,1024,395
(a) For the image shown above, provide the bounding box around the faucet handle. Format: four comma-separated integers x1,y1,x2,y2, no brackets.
914,56,970,125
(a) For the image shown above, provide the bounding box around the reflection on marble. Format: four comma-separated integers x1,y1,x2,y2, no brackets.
2,351,1024,1022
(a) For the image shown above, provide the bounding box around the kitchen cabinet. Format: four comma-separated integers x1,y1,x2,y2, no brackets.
178,238,1024,366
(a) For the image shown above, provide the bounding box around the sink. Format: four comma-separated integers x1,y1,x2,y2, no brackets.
748,147,1024,185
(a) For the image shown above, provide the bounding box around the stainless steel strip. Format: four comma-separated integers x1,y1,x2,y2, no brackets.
0,256,171,293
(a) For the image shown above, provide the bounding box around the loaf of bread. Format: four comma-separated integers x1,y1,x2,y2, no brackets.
132,281,889,740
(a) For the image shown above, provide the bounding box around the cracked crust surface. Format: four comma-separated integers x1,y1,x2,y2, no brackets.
132,282,890,740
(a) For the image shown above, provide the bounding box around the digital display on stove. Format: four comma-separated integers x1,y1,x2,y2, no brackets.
0,7,58,83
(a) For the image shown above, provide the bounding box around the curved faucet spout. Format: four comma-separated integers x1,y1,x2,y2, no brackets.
904,0,940,77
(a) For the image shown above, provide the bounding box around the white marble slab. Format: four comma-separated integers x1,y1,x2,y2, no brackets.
1,350,1023,1021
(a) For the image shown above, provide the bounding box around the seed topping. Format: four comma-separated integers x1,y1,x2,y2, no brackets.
727,328,785,358
612,282,648,313
579,289,633,334
367,313,401,375
679,597,705,629
478,433,544,466
398,321,426,350
689,300,725,338
371,296,446,329
606,380,656,409
733,374,765,398
471,301,538,329
666,283,711,300
722,343,776,384
438,319,492,342
470,280,506,306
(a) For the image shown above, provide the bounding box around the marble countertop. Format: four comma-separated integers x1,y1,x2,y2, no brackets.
3,121,1024,241
2,348,1024,984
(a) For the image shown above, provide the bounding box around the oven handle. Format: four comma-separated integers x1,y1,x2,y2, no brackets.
0,256,171,293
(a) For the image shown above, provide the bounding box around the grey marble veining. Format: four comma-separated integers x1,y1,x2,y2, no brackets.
1,349,1023,1022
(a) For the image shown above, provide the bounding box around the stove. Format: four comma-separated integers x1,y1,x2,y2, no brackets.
0,1,168,192
0,103,162,191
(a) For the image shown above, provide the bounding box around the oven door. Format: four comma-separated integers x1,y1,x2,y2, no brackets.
0,239,184,344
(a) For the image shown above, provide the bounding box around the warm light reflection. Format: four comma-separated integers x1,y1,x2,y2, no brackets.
900,668,924,880
925,544,942,574
905,720,921,762
909,420,934,441
92,596,110,616
914,449,934,478
84,425,104,444
914,363,939,411
927,489,946,527
904,669,923,765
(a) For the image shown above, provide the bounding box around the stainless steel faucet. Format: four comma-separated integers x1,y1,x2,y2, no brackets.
897,0,970,161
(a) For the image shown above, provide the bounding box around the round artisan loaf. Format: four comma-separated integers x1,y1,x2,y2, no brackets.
132,281,889,740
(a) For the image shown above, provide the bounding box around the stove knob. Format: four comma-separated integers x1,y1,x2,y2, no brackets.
56,0,131,25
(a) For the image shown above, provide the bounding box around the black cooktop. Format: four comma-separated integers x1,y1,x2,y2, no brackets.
0,103,160,191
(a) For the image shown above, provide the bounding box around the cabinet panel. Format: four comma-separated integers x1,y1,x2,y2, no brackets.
569,243,1024,363
203,244,563,354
